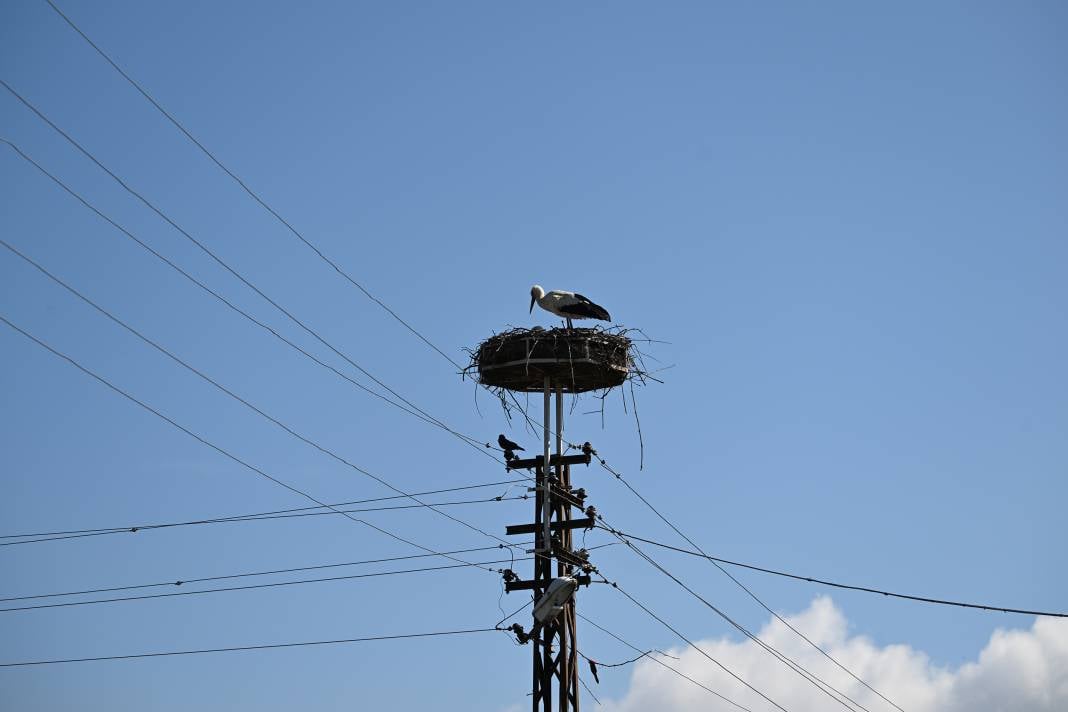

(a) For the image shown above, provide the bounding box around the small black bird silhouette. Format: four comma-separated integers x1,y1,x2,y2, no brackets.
588,659,600,684
498,434,524,452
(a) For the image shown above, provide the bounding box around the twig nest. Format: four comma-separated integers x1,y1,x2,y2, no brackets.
471,326,633,394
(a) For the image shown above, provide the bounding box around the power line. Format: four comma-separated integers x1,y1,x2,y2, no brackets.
590,553,810,712
0,137,497,461
610,543,867,712
25,8,554,440
578,612,753,712
0,478,528,544
0,545,533,604
0,237,514,550
505,603,747,710
43,0,467,373
2,496,528,547
0,312,569,598
603,524,870,712
607,582,792,712
38,2,581,455
494,598,533,630
0,312,508,573
0,496,527,547
0,627,497,667
37,0,604,480
0,108,494,466
603,528,1068,620
0,557,531,613
596,457,903,712
0,78,487,458
577,674,601,706
576,648,653,670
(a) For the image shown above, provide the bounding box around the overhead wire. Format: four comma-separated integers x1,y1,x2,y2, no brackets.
0,627,498,667
0,99,496,470
0,137,496,463
0,557,533,613
567,524,796,711
594,453,904,712
494,598,533,630
23,8,560,441
0,236,516,550
0,497,527,547
602,523,870,712
501,606,726,708
603,581,792,712
0,545,534,604
42,0,467,373
600,528,1068,619
0,478,529,544
577,612,755,711
577,674,602,706
0,313,571,605
0,79,494,462
0,313,510,573
40,2,645,490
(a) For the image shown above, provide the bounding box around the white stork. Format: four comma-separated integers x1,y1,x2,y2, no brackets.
530,285,612,329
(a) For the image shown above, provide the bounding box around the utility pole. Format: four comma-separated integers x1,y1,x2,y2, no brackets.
503,378,594,712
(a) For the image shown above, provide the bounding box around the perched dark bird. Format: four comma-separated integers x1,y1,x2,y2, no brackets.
498,434,524,452
510,623,530,645
588,659,600,684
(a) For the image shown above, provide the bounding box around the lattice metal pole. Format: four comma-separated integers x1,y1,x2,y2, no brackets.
542,375,552,552
534,375,553,712
556,385,574,711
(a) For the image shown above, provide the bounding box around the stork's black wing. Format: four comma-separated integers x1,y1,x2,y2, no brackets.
558,295,611,321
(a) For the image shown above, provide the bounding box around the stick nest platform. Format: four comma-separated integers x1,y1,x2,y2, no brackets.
468,326,638,394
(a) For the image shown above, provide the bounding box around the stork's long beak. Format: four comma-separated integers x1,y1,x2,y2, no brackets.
529,295,536,313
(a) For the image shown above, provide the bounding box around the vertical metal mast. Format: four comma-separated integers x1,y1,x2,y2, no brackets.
542,376,552,553
526,378,581,711
555,384,579,711
506,380,594,710
555,384,567,711
529,375,553,711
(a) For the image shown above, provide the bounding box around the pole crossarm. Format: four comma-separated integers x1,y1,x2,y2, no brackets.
506,453,591,471
505,518,595,536
505,575,592,593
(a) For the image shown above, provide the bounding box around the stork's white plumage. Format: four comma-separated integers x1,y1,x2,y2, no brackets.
530,285,612,329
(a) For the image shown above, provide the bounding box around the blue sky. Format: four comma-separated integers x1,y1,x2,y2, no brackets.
2,2,1066,710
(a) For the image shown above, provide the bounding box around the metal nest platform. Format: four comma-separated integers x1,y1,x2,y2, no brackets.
469,326,633,394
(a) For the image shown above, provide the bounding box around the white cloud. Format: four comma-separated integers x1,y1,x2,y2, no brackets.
598,597,1068,712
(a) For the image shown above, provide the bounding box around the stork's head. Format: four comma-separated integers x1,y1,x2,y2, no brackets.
529,285,545,313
